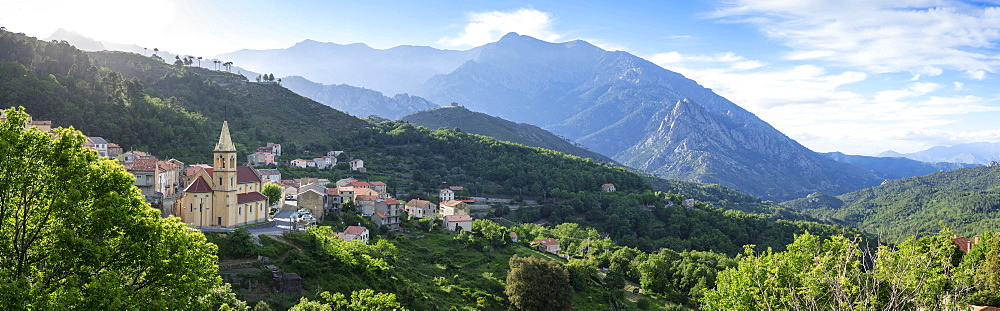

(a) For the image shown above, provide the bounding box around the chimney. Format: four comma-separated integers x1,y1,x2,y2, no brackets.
974,235,981,244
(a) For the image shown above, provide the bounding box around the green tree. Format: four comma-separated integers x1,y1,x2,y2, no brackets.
505,256,572,311
0,107,225,309
263,182,283,206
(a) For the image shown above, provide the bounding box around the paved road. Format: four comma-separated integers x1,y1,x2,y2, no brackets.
249,202,299,236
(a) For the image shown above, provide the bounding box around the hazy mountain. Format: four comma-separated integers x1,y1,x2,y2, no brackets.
280,76,437,119
822,152,976,180
400,105,616,163
420,33,881,201
879,142,1000,165
215,40,480,95
45,28,105,51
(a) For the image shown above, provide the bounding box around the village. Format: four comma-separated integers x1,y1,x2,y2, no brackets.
56,119,587,257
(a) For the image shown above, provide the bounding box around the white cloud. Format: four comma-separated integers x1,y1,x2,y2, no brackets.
648,50,1000,154
713,1,1000,76
439,9,562,47
968,69,987,80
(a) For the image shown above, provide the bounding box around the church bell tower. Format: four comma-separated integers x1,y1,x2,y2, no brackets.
214,121,237,192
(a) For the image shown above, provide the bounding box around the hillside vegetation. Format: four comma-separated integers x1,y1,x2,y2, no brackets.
783,166,1000,242
401,105,615,163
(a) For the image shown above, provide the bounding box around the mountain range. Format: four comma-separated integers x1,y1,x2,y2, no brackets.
51,29,984,202
280,76,437,120
219,32,967,201
880,142,1000,165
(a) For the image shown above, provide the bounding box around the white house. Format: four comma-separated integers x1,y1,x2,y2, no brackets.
439,188,455,201
338,226,369,244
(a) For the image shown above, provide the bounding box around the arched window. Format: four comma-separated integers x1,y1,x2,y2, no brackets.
239,206,242,215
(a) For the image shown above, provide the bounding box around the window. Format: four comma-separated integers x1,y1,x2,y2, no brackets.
239,207,242,215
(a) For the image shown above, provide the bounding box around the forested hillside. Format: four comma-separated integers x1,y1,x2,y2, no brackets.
401,105,616,163
783,165,1000,242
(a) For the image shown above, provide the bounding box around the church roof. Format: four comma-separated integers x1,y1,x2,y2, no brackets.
237,192,268,204
215,121,236,152
185,176,213,193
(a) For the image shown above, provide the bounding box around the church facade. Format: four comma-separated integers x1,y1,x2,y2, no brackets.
179,122,269,227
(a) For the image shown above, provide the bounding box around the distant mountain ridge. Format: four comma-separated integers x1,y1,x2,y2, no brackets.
400,105,615,163
880,142,1000,165
216,32,894,201
215,40,479,95
822,152,977,180
280,76,437,119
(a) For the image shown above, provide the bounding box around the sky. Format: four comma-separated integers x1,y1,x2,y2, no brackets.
1,0,999,155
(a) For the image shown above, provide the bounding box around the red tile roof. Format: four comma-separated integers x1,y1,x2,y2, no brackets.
449,186,464,191
444,214,472,222
237,166,262,183
376,212,387,218
370,181,386,186
327,188,339,195
344,226,367,235
953,236,973,253
510,232,518,238
355,195,378,201
383,198,400,205
603,183,615,187
185,176,213,193
350,181,371,187
122,159,157,172
237,192,268,204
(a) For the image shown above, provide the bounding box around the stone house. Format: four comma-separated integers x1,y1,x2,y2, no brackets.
350,159,365,172
530,238,561,254
404,199,437,219
443,214,473,232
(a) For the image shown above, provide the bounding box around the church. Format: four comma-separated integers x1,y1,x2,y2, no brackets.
179,122,269,227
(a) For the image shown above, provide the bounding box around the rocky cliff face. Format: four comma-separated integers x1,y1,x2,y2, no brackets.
421,34,880,201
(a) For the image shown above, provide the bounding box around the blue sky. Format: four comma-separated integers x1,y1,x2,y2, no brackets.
1,0,999,155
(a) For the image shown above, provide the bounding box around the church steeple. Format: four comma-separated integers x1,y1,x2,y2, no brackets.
213,121,238,192
215,121,236,152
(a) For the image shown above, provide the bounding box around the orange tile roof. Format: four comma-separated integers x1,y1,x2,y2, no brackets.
344,226,367,235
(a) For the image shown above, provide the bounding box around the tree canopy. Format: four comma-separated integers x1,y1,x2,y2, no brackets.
0,107,224,309
505,256,572,311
